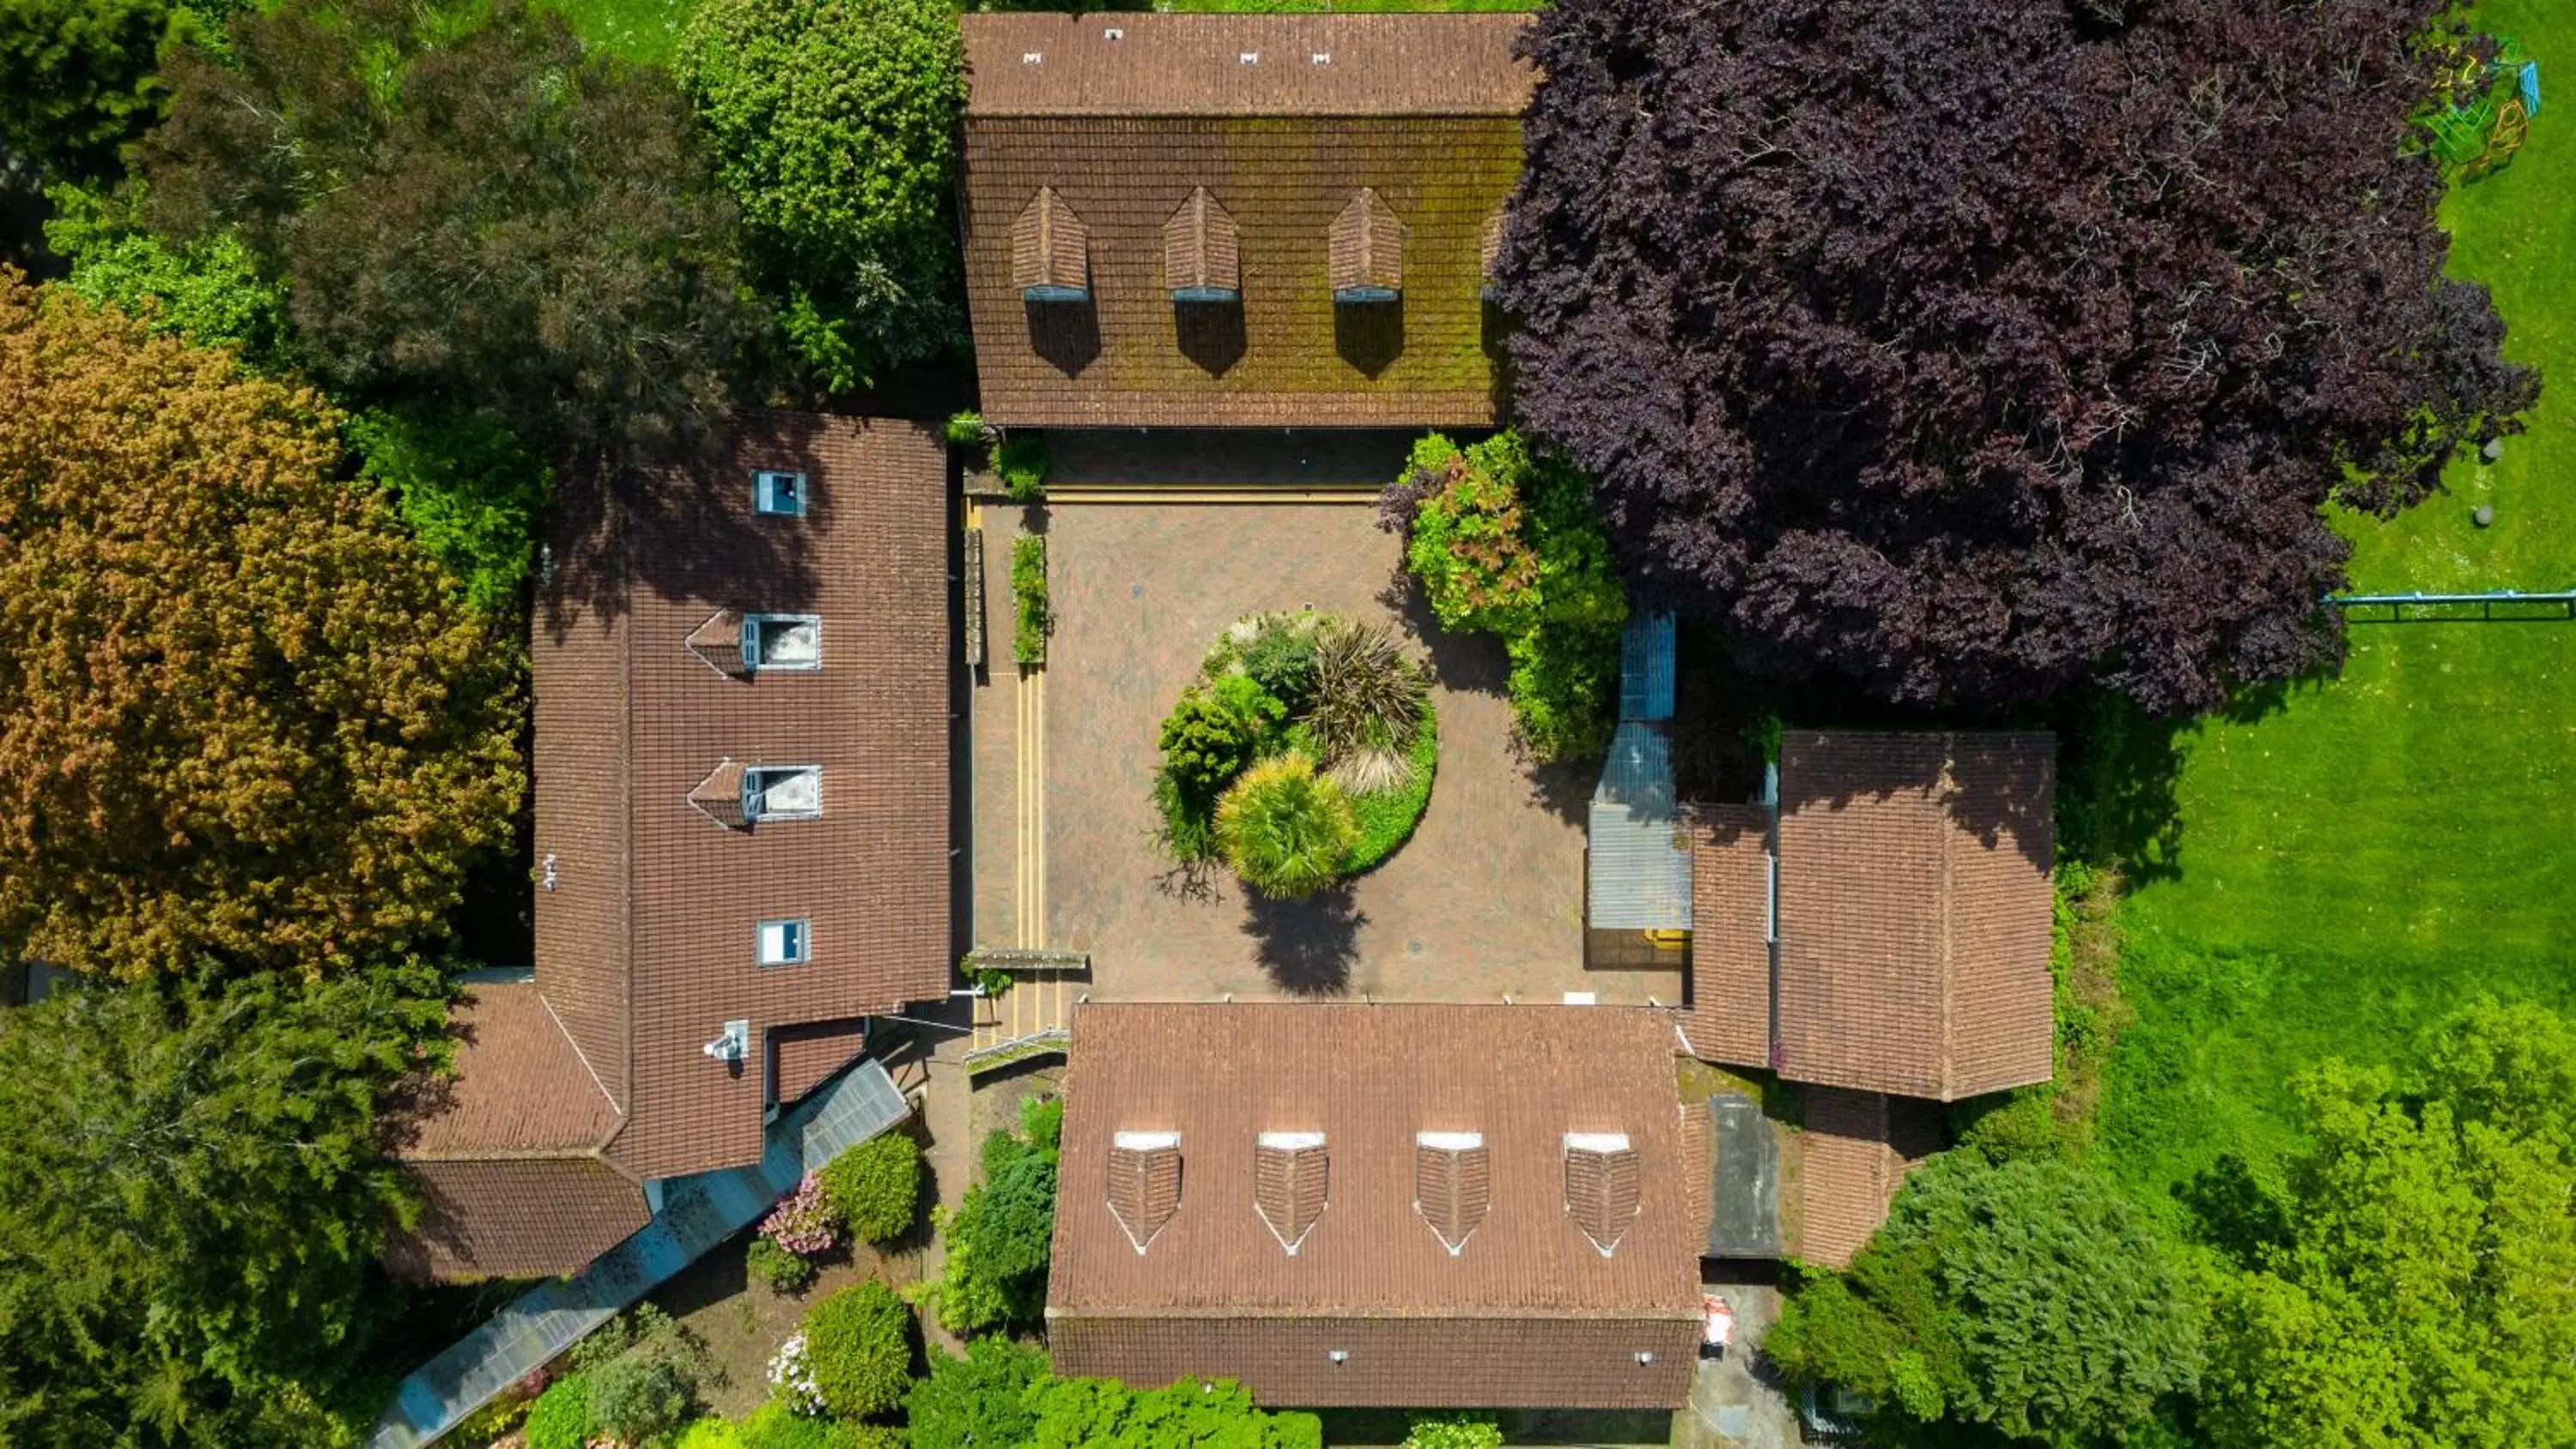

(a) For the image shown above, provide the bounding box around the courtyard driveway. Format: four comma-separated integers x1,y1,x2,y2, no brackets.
1024,500,1674,1005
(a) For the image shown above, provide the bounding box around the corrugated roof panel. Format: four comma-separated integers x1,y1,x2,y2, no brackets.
1589,725,1691,931
1619,612,1675,722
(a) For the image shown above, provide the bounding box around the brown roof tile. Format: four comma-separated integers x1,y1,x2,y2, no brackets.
963,13,1535,118
1048,1004,1700,1406
1789,1088,1947,1270
390,1156,649,1282
1774,732,2056,1101
772,1018,872,1105
395,981,622,1160
1413,1133,1492,1256
960,12,1524,428
534,413,952,1183
1678,804,1773,1070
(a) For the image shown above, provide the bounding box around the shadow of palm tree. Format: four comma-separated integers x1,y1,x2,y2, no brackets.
1242,886,1366,997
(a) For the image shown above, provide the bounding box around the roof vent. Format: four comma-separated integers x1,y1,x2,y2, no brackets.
1012,186,1090,302
1311,52,1331,64
1163,187,1241,302
1413,1131,1492,1256
685,609,750,679
687,759,750,830
1107,1130,1182,1254
1103,26,1122,40
1329,188,1404,303
1564,1131,1641,1257
1239,51,1259,64
1254,1131,1328,1255
1021,50,1041,64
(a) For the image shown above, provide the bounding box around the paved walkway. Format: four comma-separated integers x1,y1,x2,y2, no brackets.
1678,1284,1802,1449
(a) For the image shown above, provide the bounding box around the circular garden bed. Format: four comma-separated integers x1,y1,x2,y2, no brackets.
1151,609,1437,897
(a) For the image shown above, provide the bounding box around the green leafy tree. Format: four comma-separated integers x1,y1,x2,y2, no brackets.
524,1374,595,1449
820,1131,925,1246
1158,683,1270,804
0,277,522,980
142,0,761,466
802,1279,915,1420
0,0,185,175
678,0,963,389
346,404,553,615
590,1350,696,1445
907,1337,1051,1449
0,962,451,1446
1765,1155,2204,1446
2202,999,2576,1449
1217,752,1358,900
44,183,288,361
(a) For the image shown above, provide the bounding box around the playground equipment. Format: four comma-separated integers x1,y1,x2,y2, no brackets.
2427,34,2542,179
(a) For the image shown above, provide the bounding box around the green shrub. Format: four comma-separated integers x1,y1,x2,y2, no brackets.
1341,706,1439,875
944,409,988,449
998,433,1049,502
803,1280,914,1419
1218,752,1358,900
1504,619,1620,763
590,1348,695,1445
907,1337,1051,1449
1028,1374,1317,1447
747,1233,817,1293
1011,534,1051,666
1310,618,1430,768
1020,1094,1063,1152
975,966,1014,998
1157,683,1269,804
1152,768,1220,864
1390,431,1625,763
1235,610,1323,710
742,1397,866,1449
45,185,289,364
675,1416,745,1448
821,1132,924,1246
1403,1410,1504,1449
938,1108,1061,1335
523,1374,593,1449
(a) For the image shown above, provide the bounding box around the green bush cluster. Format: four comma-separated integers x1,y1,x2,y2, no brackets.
591,1348,696,1445
524,1374,592,1449
1389,432,1625,762
907,1337,1050,1449
1403,1411,1504,1449
741,1397,872,1449
803,1279,915,1420
820,1131,924,1246
1026,1374,1321,1449
1153,613,1436,884
746,1234,817,1293
1011,534,1051,666
937,1096,1060,1336
1217,752,1358,900
997,433,1049,503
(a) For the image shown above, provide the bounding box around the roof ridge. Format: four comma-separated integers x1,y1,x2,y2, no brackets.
1936,733,1959,1100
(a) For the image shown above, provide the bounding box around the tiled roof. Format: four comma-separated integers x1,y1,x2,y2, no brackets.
1678,804,1772,1068
773,1019,872,1105
390,1157,648,1282
1773,732,2056,1101
1790,1088,1945,1270
962,13,1535,118
1048,1003,1700,1406
533,413,952,1183
960,14,1523,427
395,981,621,1159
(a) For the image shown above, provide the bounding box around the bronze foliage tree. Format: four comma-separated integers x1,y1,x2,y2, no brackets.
1498,0,2537,711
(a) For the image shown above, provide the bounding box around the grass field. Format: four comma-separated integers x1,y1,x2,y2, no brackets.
2099,0,2576,1211
541,0,696,63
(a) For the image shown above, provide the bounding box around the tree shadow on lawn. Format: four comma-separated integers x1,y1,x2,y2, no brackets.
1242,886,1366,997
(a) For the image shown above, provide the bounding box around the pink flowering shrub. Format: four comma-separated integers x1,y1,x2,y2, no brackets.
760,1172,839,1257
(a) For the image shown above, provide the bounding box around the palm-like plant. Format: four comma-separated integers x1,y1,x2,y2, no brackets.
1308,619,1429,781
1217,751,1358,898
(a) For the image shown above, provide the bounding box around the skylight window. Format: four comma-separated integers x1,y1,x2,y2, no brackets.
756,919,810,966
743,614,821,671
752,469,807,517
742,766,822,822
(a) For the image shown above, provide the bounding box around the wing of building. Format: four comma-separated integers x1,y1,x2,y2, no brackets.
1048,1003,1703,1408
960,12,1532,428
389,412,955,1278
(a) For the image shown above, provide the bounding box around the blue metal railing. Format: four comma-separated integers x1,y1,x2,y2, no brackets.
2326,588,2576,622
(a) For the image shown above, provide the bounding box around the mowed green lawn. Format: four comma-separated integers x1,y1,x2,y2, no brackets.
2101,0,2576,1210
541,0,697,63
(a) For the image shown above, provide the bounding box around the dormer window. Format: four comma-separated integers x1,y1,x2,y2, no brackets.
1329,189,1404,303
1013,187,1091,302
743,614,821,672
754,470,807,517
1163,188,1241,304
742,766,822,822
756,919,810,966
